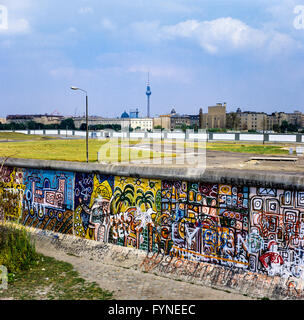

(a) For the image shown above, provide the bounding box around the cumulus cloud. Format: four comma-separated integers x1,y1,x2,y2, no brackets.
163,18,268,54
134,17,302,56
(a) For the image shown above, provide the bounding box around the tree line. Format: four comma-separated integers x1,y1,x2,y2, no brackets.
0,118,122,132
1,117,302,133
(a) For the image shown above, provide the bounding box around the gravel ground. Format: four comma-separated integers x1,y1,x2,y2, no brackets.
36,245,254,300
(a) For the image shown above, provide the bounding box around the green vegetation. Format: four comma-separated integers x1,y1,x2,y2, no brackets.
0,132,291,163
1,118,121,132
0,132,55,141
273,120,300,133
0,136,175,162
206,143,289,155
0,253,114,300
0,118,76,131
80,123,122,131
0,226,39,274
0,139,107,162
0,225,113,300
59,118,75,130
165,140,289,155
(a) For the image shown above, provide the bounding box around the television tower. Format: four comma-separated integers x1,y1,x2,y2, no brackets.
146,72,151,118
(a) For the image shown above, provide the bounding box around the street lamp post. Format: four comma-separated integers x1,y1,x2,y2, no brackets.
70,87,89,163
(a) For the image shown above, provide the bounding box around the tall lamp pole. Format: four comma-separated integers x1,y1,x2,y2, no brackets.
70,87,89,163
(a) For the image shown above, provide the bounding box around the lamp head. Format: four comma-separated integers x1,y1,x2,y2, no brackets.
70,86,79,90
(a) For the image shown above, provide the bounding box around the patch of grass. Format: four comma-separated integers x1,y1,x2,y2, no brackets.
0,132,55,141
206,142,288,155
0,225,113,300
0,225,39,274
0,254,114,300
0,139,105,162
140,139,289,155
0,138,174,162
0,134,289,162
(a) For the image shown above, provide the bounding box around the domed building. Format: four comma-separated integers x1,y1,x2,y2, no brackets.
121,111,129,118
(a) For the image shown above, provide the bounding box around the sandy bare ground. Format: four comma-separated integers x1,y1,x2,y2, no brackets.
35,245,254,300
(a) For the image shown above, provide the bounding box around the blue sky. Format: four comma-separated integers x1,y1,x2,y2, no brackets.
0,0,304,118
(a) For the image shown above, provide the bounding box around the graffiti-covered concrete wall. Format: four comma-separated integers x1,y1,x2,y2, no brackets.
1,158,304,298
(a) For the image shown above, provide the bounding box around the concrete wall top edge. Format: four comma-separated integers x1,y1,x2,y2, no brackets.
1,157,304,190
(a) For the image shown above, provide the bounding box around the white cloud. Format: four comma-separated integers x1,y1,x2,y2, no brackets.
265,0,299,29
267,32,301,55
134,17,303,56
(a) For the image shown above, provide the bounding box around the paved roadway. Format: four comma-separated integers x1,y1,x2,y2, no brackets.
113,141,304,173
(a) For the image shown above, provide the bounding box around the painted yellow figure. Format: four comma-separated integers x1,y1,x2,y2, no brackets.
74,176,113,242
0,167,25,222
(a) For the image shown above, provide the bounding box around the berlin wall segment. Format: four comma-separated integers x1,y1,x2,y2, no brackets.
1,158,304,299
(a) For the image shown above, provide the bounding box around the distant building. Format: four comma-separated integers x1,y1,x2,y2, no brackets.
266,112,288,131
146,74,152,118
170,113,190,129
6,114,63,125
153,115,171,130
129,118,153,131
199,108,203,129
266,111,304,131
226,109,304,132
200,103,227,129
73,115,153,131
73,116,107,129
286,110,304,128
236,111,267,131
0,117,6,124
129,108,139,118
121,111,129,118
189,114,200,128
154,108,199,130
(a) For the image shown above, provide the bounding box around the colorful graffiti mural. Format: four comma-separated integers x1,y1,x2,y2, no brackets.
1,164,304,282
249,187,304,278
0,166,25,221
111,176,161,251
166,181,250,268
21,169,74,234
74,173,114,242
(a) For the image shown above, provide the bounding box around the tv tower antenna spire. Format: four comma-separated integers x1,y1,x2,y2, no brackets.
146,71,151,118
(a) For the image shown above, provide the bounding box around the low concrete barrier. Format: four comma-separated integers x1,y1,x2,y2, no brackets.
7,223,299,300
2,129,304,143
1,157,304,299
